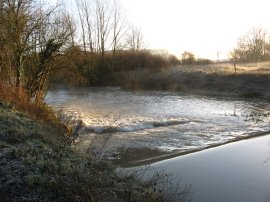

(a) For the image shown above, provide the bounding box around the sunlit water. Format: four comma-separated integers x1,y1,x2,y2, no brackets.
46,87,270,165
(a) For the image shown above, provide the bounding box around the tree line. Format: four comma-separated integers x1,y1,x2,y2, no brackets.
0,0,178,101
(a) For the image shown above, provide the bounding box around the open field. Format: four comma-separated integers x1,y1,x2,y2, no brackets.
112,61,270,99
172,61,270,74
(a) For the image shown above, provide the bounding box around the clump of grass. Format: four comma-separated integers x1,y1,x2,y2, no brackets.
0,83,73,140
120,167,193,202
147,172,193,202
0,83,59,123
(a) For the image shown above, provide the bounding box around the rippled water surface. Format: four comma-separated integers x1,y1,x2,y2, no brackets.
46,87,270,165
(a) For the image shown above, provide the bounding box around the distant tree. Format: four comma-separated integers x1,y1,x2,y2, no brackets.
181,51,195,65
232,27,270,62
168,55,181,65
75,0,89,52
125,26,144,51
95,0,114,62
111,0,126,54
196,58,213,65
109,0,127,71
75,0,126,64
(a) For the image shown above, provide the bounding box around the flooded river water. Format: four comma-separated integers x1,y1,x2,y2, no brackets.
46,87,270,166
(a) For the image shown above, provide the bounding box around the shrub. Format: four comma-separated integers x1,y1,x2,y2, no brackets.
0,83,67,136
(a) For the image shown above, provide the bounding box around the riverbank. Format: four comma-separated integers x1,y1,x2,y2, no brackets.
111,62,270,100
144,134,270,202
0,102,161,201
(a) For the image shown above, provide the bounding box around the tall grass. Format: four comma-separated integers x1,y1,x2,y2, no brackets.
0,83,69,136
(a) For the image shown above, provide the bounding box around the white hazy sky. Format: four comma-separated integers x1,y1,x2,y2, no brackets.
119,0,270,60
60,0,270,60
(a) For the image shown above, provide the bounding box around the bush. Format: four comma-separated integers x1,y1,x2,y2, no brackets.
0,83,67,136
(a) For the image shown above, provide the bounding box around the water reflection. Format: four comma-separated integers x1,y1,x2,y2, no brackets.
142,135,270,202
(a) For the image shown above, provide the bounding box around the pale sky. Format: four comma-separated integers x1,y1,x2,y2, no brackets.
119,0,270,60
58,0,270,60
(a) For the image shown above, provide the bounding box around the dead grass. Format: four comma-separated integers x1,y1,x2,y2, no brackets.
0,83,69,136
112,61,270,100
172,61,270,75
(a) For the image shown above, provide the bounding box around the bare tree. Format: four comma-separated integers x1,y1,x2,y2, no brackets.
95,0,113,62
83,0,94,52
0,0,74,100
109,0,126,71
111,0,126,54
232,27,270,62
26,10,75,100
125,26,144,51
75,0,126,65
75,0,88,52
75,0,97,71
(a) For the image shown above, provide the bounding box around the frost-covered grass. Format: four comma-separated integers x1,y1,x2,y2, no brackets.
0,102,164,201
112,62,270,99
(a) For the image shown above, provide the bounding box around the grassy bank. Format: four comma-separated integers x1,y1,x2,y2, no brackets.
0,102,163,201
112,62,270,99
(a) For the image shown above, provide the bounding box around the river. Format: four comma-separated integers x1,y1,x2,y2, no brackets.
45,86,270,166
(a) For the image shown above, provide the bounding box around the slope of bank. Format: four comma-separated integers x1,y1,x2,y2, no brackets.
0,102,160,201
